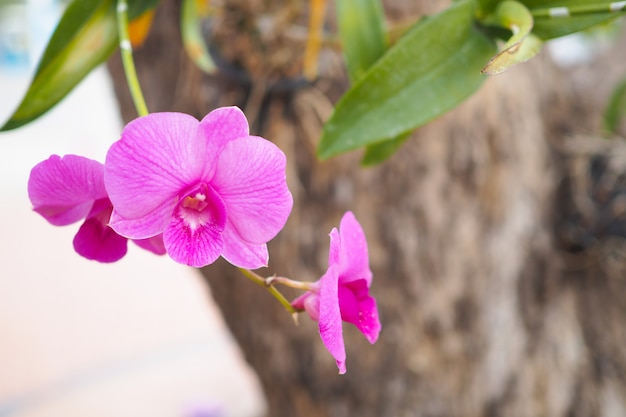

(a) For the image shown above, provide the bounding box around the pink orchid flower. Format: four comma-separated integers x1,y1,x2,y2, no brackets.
104,106,293,268
292,211,381,374
28,154,166,263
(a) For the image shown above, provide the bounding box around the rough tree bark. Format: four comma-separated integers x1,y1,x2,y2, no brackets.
108,1,626,416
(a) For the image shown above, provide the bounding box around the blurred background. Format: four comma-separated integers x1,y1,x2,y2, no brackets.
0,1,265,416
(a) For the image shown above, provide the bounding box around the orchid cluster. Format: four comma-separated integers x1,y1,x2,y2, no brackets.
28,106,380,373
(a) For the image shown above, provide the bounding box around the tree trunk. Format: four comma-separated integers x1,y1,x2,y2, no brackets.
108,1,626,416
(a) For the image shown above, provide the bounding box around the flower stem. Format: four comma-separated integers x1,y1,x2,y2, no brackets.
116,0,149,117
531,2,626,19
238,268,298,316
267,276,315,291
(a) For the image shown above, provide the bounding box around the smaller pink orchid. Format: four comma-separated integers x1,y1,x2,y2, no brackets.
292,211,381,374
28,154,166,263
104,106,293,268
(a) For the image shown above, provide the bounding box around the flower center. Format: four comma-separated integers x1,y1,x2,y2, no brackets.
176,183,227,232
182,192,208,211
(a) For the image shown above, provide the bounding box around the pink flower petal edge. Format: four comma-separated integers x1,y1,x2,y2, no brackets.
318,265,347,374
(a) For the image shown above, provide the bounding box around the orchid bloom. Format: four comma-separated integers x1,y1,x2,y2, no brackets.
292,211,381,374
28,154,166,263
104,106,293,268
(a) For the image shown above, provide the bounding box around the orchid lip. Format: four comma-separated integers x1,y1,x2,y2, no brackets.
175,183,227,232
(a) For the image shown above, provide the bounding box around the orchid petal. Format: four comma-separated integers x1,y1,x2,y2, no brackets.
105,112,209,219
291,291,320,321
338,279,381,344
132,234,166,255
109,198,176,239
354,295,381,344
198,107,250,179
28,154,107,226
291,291,310,313
318,265,346,374
337,211,372,284
163,215,224,268
212,136,293,244
328,227,340,267
220,222,269,268
72,200,128,262
337,279,365,324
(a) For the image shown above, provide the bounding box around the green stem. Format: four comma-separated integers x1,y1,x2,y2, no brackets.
531,2,626,19
268,276,315,291
116,0,149,117
238,268,298,315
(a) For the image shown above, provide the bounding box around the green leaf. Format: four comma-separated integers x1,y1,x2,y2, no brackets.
317,0,496,160
1,0,161,132
533,16,622,40
360,130,412,166
482,1,542,75
1,0,118,131
181,0,216,73
477,0,504,16
335,0,405,165
604,77,626,135
336,0,387,83
522,1,625,40
335,0,415,165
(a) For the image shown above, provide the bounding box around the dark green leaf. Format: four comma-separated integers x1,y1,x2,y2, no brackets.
1,0,117,131
604,78,626,135
360,131,411,166
533,15,621,40
522,0,607,8
335,0,403,164
522,0,624,39
477,0,503,16
336,0,387,83
1,0,161,131
317,0,496,160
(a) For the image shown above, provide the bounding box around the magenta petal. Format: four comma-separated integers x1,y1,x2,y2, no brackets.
72,201,128,263
212,136,293,244
105,112,209,219
318,265,346,374
109,199,176,239
199,107,250,177
328,228,341,268
354,295,381,344
337,280,364,324
28,155,107,226
73,220,128,262
338,279,381,344
291,291,320,321
221,222,269,268
133,234,166,255
163,216,224,267
337,212,372,284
